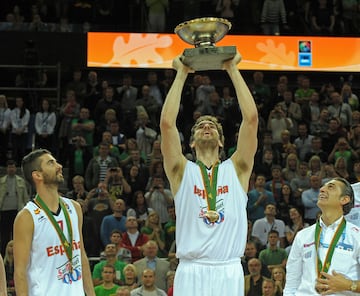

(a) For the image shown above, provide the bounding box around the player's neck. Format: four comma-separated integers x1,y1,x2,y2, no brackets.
196,153,219,169
36,186,60,212
321,211,343,226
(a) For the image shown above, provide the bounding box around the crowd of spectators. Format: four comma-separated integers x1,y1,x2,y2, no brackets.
0,0,359,36
0,65,359,295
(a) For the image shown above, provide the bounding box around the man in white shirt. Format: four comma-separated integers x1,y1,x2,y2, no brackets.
284,177,360,295
251,203,286,248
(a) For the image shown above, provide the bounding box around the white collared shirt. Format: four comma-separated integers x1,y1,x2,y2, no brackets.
251,216,286,247
284,216,360,295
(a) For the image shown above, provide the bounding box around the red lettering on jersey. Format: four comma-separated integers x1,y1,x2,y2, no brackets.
47,246,54,257
58,220,64,231
193,185,206,199
46,241,81,257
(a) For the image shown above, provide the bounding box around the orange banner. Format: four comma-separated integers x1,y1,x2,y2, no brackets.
87,32,360,72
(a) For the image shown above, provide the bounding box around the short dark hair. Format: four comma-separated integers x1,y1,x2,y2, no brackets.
268,229,279,237
271,164,282,171
102,264,115,273
333,177,354,215
111,229,122,236
21,149,51,187
6,159,16,166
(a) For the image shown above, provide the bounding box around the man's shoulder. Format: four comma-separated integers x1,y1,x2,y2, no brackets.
275,219,286,227
133,257,146,266
253,217,267,226
302,188,312,195
102,214,115,221
157,288,167,296
94,260,105,269
252,218,267,233
114,259,127,268
131,286,150,296
156,258,170,268
278,247,288,255
15,174,26,181
259,248,267,257
265,189,274,197
295,223,316,238
347,221,360,234
247,189,257,196
244,274,251,280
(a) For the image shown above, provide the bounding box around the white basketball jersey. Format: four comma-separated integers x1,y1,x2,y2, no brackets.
24,197,84,296
175,159,248,260
346,182,360,227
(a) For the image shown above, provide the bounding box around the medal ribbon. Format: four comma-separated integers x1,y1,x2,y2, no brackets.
34,194,73,264
315,217,346,277
196,160,219,211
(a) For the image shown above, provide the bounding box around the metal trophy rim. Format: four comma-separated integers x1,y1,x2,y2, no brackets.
174,17,232,47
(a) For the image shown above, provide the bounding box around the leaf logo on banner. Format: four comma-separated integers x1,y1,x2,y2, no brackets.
256,39,296,68
105,34,173,67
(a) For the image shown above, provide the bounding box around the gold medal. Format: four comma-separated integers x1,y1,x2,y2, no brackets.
205,210,219,223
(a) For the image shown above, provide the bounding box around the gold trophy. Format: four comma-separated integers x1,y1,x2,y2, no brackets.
174,17,236,71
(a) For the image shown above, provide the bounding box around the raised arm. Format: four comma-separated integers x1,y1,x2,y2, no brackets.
225,53,258,190
160,56,191,195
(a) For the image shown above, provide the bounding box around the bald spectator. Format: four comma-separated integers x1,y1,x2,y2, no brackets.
134,240,170,291
130,268,167,296
244,258,268,296
122,216,149,262
251,203,286,249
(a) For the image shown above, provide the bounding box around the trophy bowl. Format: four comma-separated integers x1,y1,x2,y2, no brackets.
174,17,236,71
175,17,232,47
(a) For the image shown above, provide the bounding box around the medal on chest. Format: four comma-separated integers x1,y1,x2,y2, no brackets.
197,160,224,225
34,194,74,271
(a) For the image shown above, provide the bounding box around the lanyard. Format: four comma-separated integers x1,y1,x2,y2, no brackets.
315,218,346,277
197,160,219,211
34,194,73,265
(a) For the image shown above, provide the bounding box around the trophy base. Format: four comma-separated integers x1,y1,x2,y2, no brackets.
181,45,237,71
